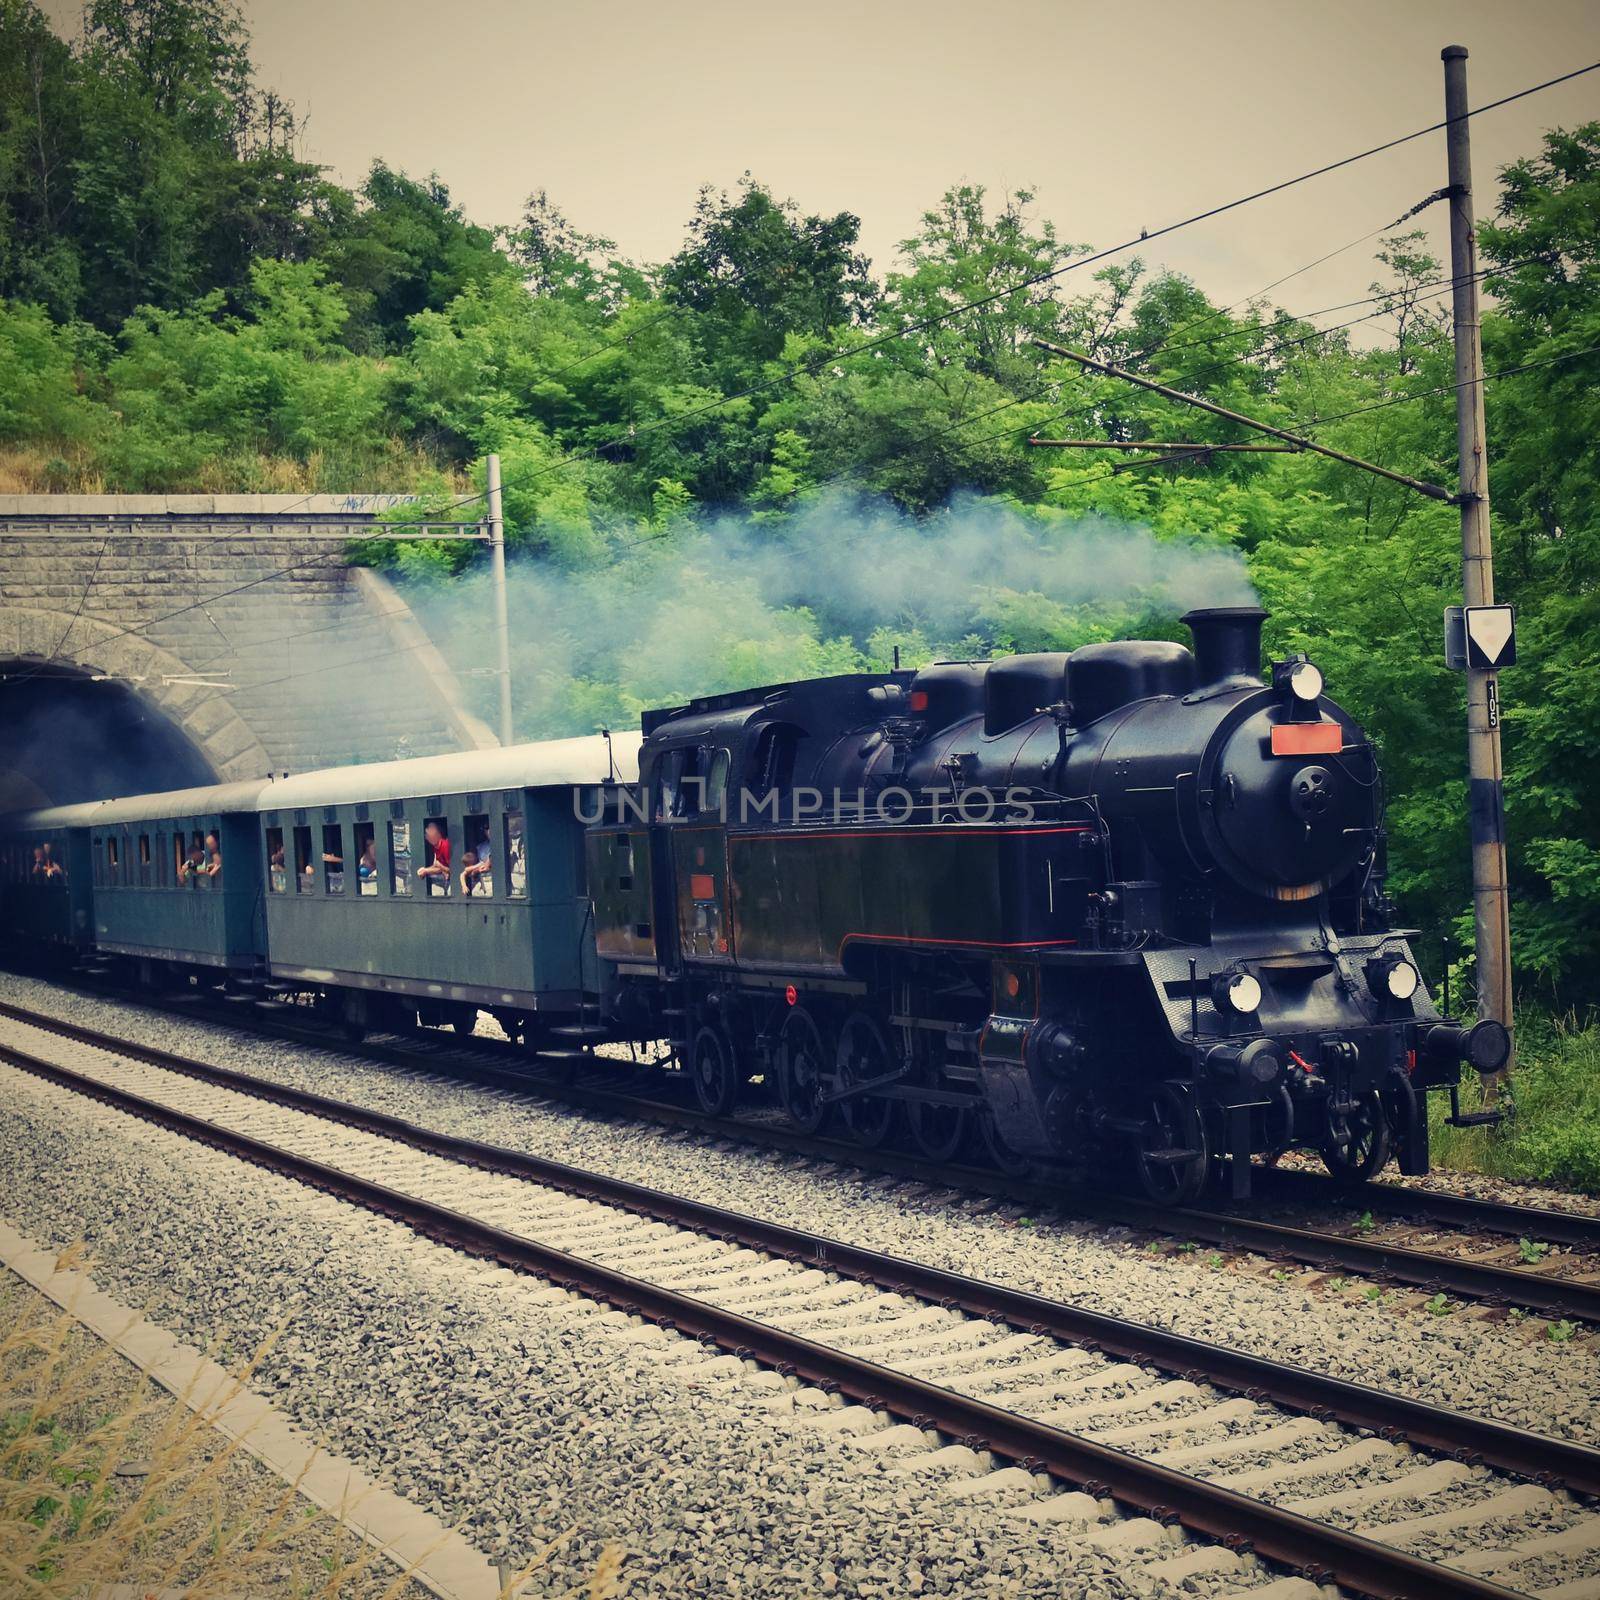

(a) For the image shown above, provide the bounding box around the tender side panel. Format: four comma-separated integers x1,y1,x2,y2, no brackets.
727,824,1092,976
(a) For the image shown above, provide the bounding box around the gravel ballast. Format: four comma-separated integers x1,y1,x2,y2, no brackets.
7,975,1586,1448
0,1057,1313,1600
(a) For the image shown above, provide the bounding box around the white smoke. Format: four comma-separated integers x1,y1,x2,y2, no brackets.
400,489,1256,740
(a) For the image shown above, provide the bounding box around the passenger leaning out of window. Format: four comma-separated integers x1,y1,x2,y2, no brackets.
41,841,64,882
202,832,222,880
357,835,379,894
178,833,206,884
29,845,45,881
460,823,492,896
416,820,451,890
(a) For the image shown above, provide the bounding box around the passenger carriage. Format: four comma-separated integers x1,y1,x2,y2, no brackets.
255,734,640,1041
0,803,97,957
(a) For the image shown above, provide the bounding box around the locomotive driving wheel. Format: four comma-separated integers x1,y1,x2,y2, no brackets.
776,1006,832,1134
835,1011,899,1149
976,1108,1032,1177
690,1023,740,1118
1320,1089,1392,1184
908,1092,968,1163
1132,1084,1210,1206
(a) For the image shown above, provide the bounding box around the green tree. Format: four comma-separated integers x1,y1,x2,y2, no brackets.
882,185,1089,384
316,162,514,354
660,177,875,387
0,0,83,317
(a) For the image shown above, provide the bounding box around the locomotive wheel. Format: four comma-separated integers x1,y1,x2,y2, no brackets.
908,1096,968,1163
835,1011,899,1149
690,1023,740,1118
977,1108,1032,1177
1133,1085,1209,1206
1321,1089,1392,1185
777,1006,832,1134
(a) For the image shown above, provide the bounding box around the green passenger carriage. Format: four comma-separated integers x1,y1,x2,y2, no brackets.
256,734,640,1040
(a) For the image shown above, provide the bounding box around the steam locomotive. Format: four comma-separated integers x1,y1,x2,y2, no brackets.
1,605,1507,1202
587,605,1508,1200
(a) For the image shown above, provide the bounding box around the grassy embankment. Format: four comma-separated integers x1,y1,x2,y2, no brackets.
1,1256,615,1597
1430,1012,1600,1194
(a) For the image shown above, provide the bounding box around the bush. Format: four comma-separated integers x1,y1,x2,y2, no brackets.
1430,1011,1600,1193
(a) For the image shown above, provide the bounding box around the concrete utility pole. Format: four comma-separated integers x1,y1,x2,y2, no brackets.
485,452,515,746
1442,45,1514,1043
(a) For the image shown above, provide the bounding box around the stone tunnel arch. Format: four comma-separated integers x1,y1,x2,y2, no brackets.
0,607,271,810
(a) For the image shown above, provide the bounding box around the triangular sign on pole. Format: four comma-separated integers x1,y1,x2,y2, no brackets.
1464,605,1516,669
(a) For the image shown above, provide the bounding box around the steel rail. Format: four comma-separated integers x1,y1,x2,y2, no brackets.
1252,1165,1600,1252
5,988,1598,1322
326,1011,1600,1320
2,1000,1595,1498
1128,1198,1600,1324
0,1036,1532,1600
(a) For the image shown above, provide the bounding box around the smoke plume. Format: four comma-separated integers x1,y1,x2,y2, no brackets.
403,489,1257,741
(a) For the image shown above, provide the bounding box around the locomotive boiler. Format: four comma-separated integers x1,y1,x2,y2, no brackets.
587,605,1509,1200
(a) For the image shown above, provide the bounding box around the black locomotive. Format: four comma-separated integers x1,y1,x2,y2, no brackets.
588,605,1509,1200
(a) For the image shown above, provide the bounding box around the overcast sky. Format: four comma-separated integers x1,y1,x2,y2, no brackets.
45,0,1600,325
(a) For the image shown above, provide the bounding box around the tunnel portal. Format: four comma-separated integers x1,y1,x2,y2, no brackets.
0,660,217,811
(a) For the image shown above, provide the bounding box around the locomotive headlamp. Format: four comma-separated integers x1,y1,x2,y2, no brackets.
1366,953,1420,1004
1288,661,1324,701
1272,654,1324,702
1213,969,1262,1015
1384,959,1420,1000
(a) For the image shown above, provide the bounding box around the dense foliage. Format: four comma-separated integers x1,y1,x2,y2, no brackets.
2,0,1598,1015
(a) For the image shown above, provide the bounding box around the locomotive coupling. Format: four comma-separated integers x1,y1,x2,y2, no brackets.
1202,1037,1282,1086
1421,1017,1512,1075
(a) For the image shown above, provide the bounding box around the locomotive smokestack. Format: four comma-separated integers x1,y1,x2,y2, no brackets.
1182,606,1268,690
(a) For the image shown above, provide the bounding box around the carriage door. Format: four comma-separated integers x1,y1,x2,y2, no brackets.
671,746,734,968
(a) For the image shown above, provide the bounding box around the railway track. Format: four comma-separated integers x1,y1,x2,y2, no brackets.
5,982,1600,1325
2,1005,1598,1600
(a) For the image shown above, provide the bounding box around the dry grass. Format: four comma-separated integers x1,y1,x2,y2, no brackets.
0,445,106,494
1,1250,621,1598
0,441,467,496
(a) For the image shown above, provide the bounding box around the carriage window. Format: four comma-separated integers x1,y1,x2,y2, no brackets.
107,836,119,882
353,821,377,896
266,827,286,893
504,810,526,899
293,825,314,893
461,812,493,897
389,821,412,896
421,816,450,897
322,824,345,895
138,834,151,886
